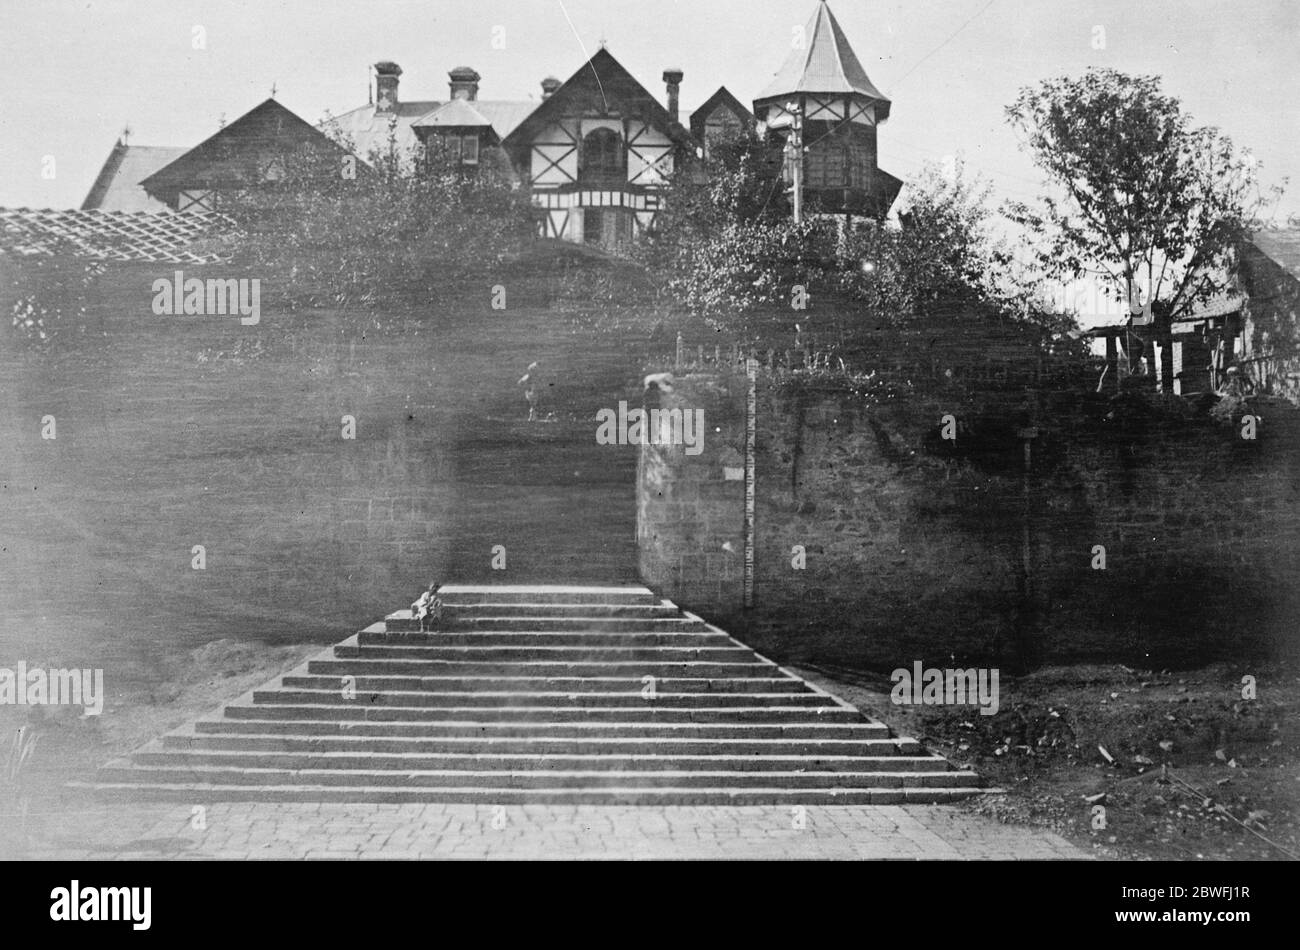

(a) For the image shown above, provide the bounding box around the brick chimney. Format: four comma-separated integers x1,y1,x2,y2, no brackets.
374,61,402,114
540,76,561,99
662,69,683,122
449,66,481,101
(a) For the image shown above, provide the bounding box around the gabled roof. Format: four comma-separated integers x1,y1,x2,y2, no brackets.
503,47,690,149
756,1,891,118
141,98,345,194
82,143,188,212
690,86,754,139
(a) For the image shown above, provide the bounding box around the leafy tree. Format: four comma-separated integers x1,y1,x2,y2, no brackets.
635,128,817,320
651,129,790,236
835,159,1031,322
1006,68,1283,391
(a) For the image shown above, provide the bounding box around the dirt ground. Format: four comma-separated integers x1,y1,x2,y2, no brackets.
795,659,1300,861
0,637,321,855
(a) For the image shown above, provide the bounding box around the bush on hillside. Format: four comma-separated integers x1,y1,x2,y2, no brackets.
218,122,541,310
3,255,110,349
642,135,1081,376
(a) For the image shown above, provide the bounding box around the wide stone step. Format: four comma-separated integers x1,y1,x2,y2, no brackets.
334,644,751,661
224,703,866,724
99,764,964,789
445,618,706,633
363,631,730,646
280,674,812,694
252,689,833,709
439,603,680,619
134,748,927,771
159,732,919,757
308,659,777,678
387,616,706,633
195,718,893,740
74,585,979,806
80,781,987,805
436,585,658,606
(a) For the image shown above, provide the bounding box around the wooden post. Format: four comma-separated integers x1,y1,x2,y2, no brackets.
1016,426,1039,672
791,110,803,225
1157,305,1175,394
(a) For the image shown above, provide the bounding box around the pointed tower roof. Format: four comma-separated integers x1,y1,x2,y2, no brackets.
756,1,890,117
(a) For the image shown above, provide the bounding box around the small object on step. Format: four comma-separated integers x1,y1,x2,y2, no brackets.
410,582,443,631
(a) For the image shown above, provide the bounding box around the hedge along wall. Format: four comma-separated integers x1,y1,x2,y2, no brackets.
636,366,1300,671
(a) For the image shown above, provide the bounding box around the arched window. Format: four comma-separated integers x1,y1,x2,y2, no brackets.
580,128,625,185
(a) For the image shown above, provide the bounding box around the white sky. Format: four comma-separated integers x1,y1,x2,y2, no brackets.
1,0,1296,220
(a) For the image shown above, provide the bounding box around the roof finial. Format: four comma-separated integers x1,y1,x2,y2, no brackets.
120,123,131,146
270,81,278,98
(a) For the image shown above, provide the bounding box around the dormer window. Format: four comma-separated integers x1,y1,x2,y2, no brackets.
441,134,480,166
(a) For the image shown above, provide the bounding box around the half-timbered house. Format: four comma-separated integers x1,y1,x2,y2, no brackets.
81,1,900,250
500,49,692,248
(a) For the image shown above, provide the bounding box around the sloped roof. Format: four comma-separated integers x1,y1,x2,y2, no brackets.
414,98,492,128
504,47,690,149
690,86,755,139
1248,229,1300,281
141,98,346,194
1187,289,1246,320
329,99,441,161
468,101,538,139
82,144,188,212
412,99,536,138
0,208,228,263
756,1,891,117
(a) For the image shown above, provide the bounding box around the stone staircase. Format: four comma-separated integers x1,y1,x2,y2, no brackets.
79,585,983,804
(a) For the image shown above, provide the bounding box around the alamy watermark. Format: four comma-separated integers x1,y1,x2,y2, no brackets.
890,662,999,716
151,270,260,325
595,401,705,456
50,881,151,930
1047,275,1153,323
0,663,104,716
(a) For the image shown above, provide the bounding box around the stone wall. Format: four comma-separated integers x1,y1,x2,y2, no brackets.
0,261,640,678
637,367,1300,670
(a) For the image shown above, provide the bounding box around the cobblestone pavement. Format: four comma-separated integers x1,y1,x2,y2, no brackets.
5,801,1090,860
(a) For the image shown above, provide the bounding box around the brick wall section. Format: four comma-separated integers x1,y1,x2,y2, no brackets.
637,368,1300,669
